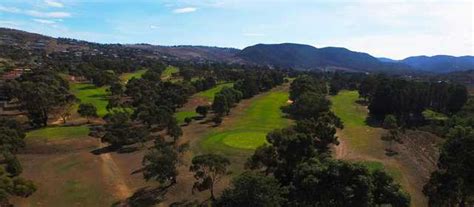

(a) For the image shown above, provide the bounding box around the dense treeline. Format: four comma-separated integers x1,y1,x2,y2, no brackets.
355,75,473,206
358,76,468,126
0,118,37,205
214,75,410,206
422,96,474,207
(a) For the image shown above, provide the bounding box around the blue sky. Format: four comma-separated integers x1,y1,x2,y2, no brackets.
0,0,472,59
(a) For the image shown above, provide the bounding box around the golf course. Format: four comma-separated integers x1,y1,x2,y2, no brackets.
200,86,290,153
331,90,425,207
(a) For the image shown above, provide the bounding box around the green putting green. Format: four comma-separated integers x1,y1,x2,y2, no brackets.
201,89,289,152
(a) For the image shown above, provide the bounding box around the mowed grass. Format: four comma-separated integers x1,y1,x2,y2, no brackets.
195,83,234,101
331,91,385,156
119,69,147,83
175,111,199,124
26,126,90,141
201,89,290,152
70,83,109,117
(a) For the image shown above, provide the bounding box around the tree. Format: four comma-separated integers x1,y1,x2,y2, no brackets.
215,172,287,207
0,118,36,205
102,111,149,148
195,105,210,118
212,116,223,126
288,92,330,120
382,115,399,154
167,118,183,142
372,170,411,207
78,103,98,123
212,94,229,116
184,117,192,125
0,118,25,154
423,126,474,207
291,158,410,207
383,114,398,129
57,97,77,124
142,138,178,186
9,75,73,127
0,167,36,205
189,154,230,200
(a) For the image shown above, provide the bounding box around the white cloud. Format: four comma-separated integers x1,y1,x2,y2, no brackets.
0,5,21,13
243,33,265,37
26,10,71,18
173,7,197,14
149,25,159,29
44,0,64,8
33,18,56,24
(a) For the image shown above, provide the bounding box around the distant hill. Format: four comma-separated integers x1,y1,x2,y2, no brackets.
0,28,472,74
401,55,474,73
237,43,411,73
378,57,398,63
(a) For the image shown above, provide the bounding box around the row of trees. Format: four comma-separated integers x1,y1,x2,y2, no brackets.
214,75,410,206
359,76,468,125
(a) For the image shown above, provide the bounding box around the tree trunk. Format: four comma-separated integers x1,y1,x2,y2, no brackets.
210,182,215,200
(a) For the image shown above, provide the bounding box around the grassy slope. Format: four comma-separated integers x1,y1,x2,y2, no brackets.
201,88,290,152
161,66,179,80
26,126,90,141
70,83,109,117
119,69,147,83
331,90,420,206
195,83,234,101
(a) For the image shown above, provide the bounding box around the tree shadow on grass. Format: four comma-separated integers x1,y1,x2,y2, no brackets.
90,145,139,155
112,186,169,207
365,114,383,128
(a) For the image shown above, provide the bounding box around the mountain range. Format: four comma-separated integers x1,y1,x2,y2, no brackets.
1,28,473,74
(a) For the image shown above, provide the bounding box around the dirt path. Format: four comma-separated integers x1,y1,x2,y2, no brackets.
98,142,132,200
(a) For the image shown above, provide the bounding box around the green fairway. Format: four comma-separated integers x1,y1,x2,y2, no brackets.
26,126,90,141
201,89,290,152
161,66,179,80
330,91,384,154
119,69,147,83
70,83,109,117
195,83,234,101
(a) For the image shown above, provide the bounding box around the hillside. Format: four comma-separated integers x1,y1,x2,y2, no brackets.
401,55,474,73
0,28,471,74
237,43,413,73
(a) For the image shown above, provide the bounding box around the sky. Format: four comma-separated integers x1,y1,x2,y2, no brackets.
0,0,472,59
